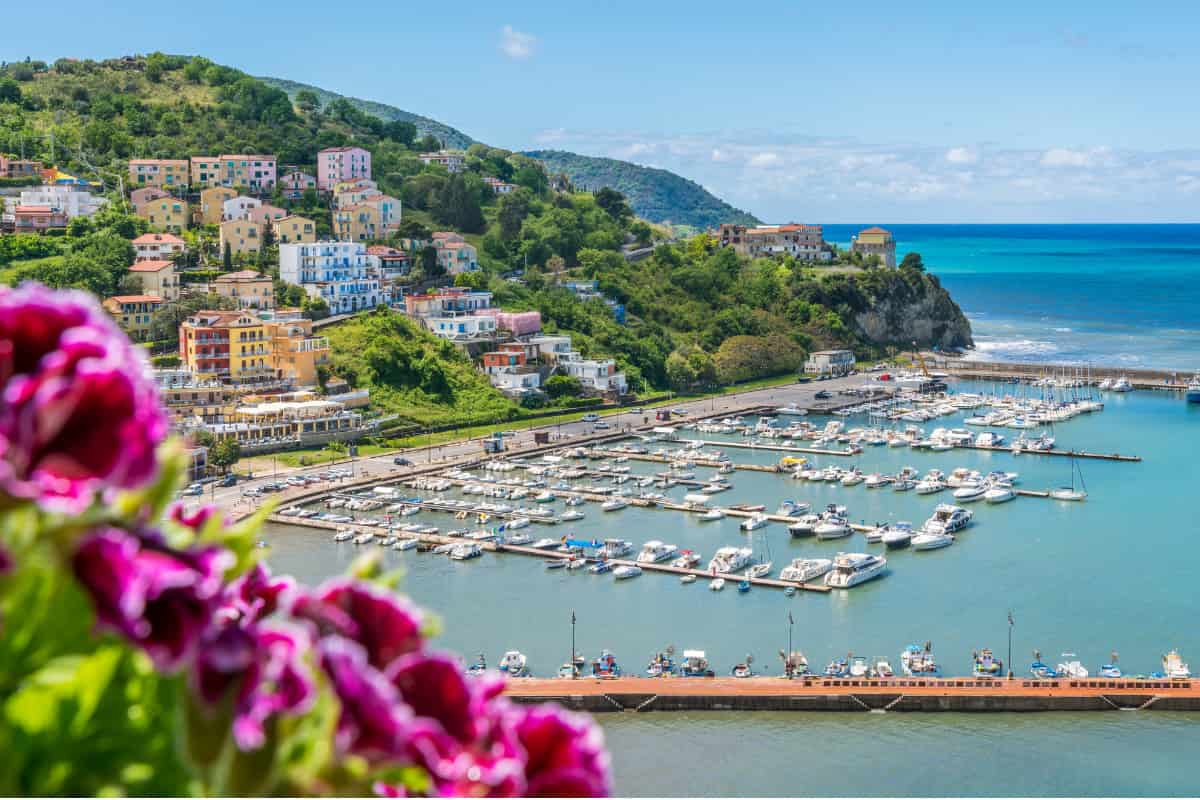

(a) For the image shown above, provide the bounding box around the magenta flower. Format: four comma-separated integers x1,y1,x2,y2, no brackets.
0,284,166,512
219,562,294,624
318,636,426,761
193,619,315,751
292,579,424,671
72,527,231,670
170,503,224,532
0,544,10,574
511,705,612,797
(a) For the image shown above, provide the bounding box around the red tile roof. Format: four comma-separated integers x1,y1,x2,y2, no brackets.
129,260,174,272
108,295,164,304
132,233,185,245
14,205,53,213
859,226,891,235
216,270,267,281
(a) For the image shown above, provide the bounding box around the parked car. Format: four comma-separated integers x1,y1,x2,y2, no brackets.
593,421,611,430
580,413,600,422
182,483,204,496
219,474,238,487
393,456,414,466
814,390,833,399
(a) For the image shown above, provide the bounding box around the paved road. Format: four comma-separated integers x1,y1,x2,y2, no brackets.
185,373,891,518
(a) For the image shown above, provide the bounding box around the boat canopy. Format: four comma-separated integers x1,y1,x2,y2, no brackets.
652,427,676,435
564,538,602,548
682,649,706,659
683,493,710,505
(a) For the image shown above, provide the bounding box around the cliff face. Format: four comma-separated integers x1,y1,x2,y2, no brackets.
852,271,973,350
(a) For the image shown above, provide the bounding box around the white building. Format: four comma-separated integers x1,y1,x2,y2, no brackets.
279,241,383,315
804,349,855,376
221,195,261,222
528,335,574,363
559,354,628,395
16,185,106,218
424,313,497,340
490,368,541,397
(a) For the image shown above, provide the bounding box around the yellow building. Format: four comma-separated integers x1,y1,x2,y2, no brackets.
333,203,382,242
266,312,330,385
128,159,190,189
127,260,179,302
179,309,328,387
213,270,275,310
274,214,317,244
199,187,236,226
851,226,897,268
137,197,188,234
227,314,271,383
219,219,263,257
102,295,164,342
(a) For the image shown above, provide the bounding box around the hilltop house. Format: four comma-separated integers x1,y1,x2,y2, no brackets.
190,155,277,192
418,150,465,172
278,241,382,314
279,170,317,200
317,146,372,190
219,219,263,257
103,295,164,342
850,226,897,268
136,196,188,233
132,232,187,262
717,223,830,261
128,158,190,189
127,260,179,301
212,270,275,310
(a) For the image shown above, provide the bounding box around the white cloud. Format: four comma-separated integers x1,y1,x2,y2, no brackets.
1040,147,1092,167
747,152,780,168
499,25,536,59
945,147,978,164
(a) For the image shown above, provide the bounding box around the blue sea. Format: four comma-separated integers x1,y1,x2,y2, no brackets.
823,224,1200,370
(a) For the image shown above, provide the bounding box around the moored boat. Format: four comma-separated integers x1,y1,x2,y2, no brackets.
825,552,886,588
498,650,529,677
973,648,1004,678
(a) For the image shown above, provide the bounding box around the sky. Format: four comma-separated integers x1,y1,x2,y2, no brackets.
6,0,1200,223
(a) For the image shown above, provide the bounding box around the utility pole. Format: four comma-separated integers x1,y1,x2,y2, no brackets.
570,610,577,679
1007,610,1015,680
787,611,794,678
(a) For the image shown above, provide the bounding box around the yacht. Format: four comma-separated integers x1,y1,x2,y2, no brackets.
814,506,851,540
911,527,954,551
952,481,987,502
776,500,811,517
926,504,973,533
601,498,628,512
709,577,726,591
780,557,832,583
900,643,941,677
788,514,820,538
1162,650,1191,678
613,565,643,580
1056,653,1089,679
708,546,753,573
601,539,635,558
559,509,585,521
880,522,914,549
671,550,701,569
740,513,770,531
637,540,679,563
449,543,482,560
825,552,887,588
498,650,529,677
333,528,354,542
984,483,1016,503
698,508,725,522
1110,376,1133,392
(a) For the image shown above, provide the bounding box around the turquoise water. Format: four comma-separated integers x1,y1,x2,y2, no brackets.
823,224,1200,370
263,381,1200,795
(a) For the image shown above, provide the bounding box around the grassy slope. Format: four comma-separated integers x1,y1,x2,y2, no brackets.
525,149,760,229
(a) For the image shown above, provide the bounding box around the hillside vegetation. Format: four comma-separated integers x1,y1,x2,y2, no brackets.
525,150,760,230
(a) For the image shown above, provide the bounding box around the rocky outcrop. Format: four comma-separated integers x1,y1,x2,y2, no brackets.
851,271,973,350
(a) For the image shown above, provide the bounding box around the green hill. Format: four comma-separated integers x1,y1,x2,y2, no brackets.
524,150,760,230
258,76,476,151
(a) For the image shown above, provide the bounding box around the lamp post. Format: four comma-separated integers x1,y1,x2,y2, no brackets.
570,610,577,679
1007,610,1015,680
787,611,794,678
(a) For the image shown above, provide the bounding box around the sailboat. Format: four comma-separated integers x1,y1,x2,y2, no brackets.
745,529,773,579
1050,458,1088,501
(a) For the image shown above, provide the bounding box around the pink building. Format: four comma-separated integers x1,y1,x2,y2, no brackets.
278,170,317,200
317,147,372,191
475,308,542,336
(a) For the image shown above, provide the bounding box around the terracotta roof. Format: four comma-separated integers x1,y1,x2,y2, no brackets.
216,270,267,281
108,295,164,304
132,233,185,245
14,205,54,213
129,260,174,272
320,146,369,154
859,226,891,235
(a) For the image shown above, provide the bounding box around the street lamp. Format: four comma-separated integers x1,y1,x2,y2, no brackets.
570,610,577,679
1007,610,1015,680
787,611,794,678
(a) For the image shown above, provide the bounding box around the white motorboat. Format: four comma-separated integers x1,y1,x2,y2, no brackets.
601,498,628,512
708,546,753,573
505,532,534,546
637,540,679,563
840,470,865,486
559,509,586,521
565,495,585,507
432,543,455,555
874,658,896,679
672,550,701,568
565,557,588,570
393,538,419,551
698,508,725,522
984,484,1016,503
1098,377,1114,391
1163,650,1191,678
788,514,820,538
680,574,697,584
399,505,421,517
880,522,914,549
505,517,531,530
926,504,973,533
449,543,482,560
601,539,634,558
709,578,726,591
952,482,987,502
333,528,354,542
1050,487,1087,501
776,500,811,517
915,476,946,495
740,513,770,531
911,528,954,551
498,650,529,677
530,537,559,549
825,552,887,588
1110,376,1133,392
864,473,891,488
814,506,851,540
533,491,556,503
614,565,643,580
353,532,375,545
745,562,773,579
776,403,808,416
1056,653,1089,679
779,557,832,583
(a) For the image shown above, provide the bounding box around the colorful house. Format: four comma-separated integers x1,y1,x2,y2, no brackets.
247,203,288,228
333,203,383,242
132,232,187,262
103,295,165,342
130,186,170,214
191,155,276,192
12,205,68,232
850,226,897,268
279,170,317,200
213,270,275,310
198,187,236,226
221,195,261,222
136,197,188,234
127,260,179,301
128,158,190,189
274,215,317,244
219,219,263,257
317,146,372,191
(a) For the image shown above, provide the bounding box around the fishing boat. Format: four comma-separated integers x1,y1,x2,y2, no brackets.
709,578,725,591
824,657,849,678
465,653,488,677
646,649,677,677
557,662,580,678
613,565,643,580
681,650,714,677
874,657,895,678
740,512,770,531
900,643,941,677
498,650,529,677
1162,649,1191,678
825,553,886,588
779,557,832,583
972,648,1004,678
591,650,622,678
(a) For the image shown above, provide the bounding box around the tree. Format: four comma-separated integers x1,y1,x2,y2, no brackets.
665,350,698,392
434,174,485,233
209,439,241,474
295,89,320,113
149,293,237,345
384,120,417,146
420,246,441,277
496,190,532,240
713,335,804,385
222,241,232,270
303,296,331,320
544,374,581,399
899,252,925,272
143,52,167,83
630,221,652,247
414,134,441,152
0,78,21,104
395,218,431,241
594,187,632,221
117,273,144,295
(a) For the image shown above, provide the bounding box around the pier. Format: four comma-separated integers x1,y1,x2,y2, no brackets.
968,444,1141,462
505,675,1200,712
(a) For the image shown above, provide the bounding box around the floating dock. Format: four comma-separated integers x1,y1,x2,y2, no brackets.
505,676,1200,712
